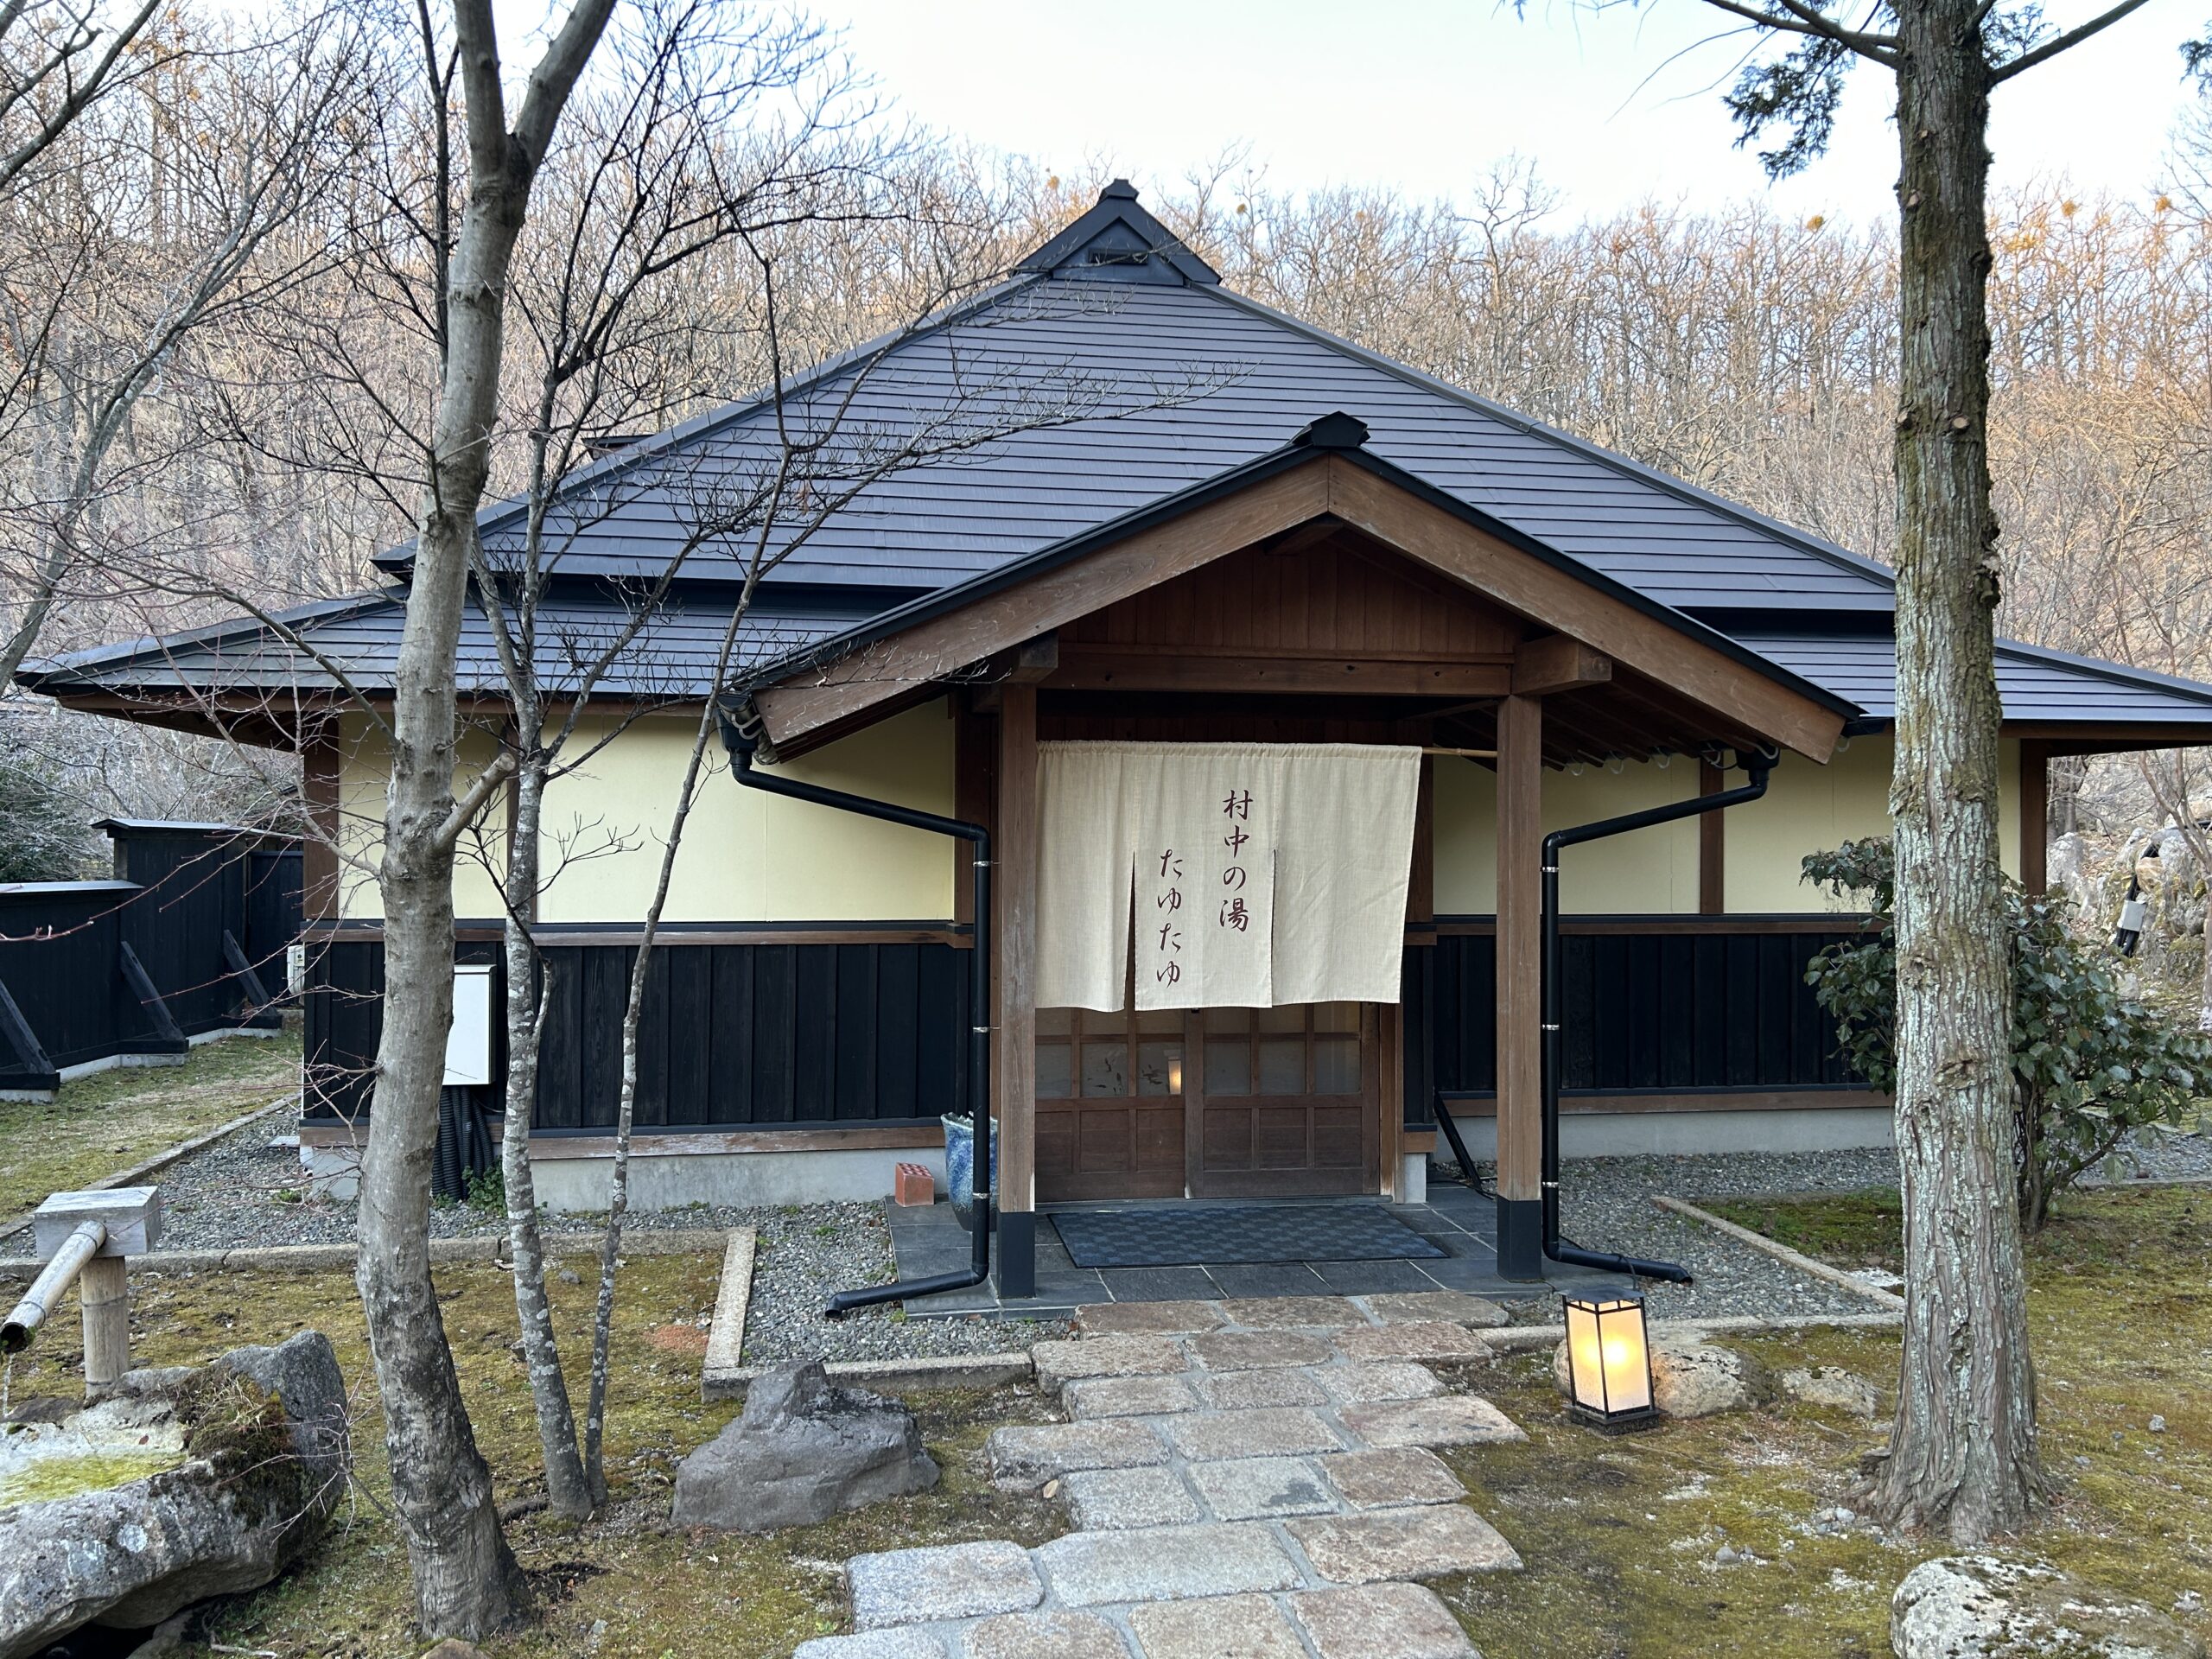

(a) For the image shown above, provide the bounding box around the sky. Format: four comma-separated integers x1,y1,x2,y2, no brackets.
800,0,2202,227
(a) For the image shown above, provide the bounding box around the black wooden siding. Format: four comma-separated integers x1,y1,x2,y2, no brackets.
304,934,972,1129
1402,919,1863,1127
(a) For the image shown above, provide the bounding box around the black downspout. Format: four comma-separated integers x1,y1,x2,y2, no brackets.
1537,750,1776,1286
720,714,995,1318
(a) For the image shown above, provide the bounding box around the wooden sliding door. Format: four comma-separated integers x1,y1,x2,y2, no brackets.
1034,999,1379,1201
1190,1001,1377,1197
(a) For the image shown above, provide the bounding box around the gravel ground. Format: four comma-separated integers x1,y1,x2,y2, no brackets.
14,1112,2209,1350
736,1205,1069,1364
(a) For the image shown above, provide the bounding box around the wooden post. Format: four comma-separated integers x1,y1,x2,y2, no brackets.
1699,757,1726,915
1494,694,1545,1280
79,1255,130,1389
2020,740,2050,897
994,682,1039,1298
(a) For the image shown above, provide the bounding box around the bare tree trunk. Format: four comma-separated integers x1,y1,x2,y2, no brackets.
353,1,613,1637
1874,0,2044,1542
499,748,591,1516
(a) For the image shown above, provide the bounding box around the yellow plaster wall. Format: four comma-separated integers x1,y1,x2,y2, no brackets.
531,700,956,923
1433,755,1704,914
1433,735,2022,918
335,701,957,924
333,713,510,921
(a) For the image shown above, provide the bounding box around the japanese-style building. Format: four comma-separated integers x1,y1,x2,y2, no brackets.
28,182,2212,1300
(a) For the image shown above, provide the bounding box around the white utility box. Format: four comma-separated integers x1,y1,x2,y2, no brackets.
444,963,496,1087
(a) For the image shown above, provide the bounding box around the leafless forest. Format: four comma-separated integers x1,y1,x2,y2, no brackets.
3,3,2208,865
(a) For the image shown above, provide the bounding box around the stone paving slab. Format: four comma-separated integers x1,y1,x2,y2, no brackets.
1287,1505,1523,1585
1035,1521,1306,1605
1185,1456,1338,1521
849,1540,1045,1629
1033,1334,1187,1392
989,1420,1171,1491
1124,1593,1306,1659
795,1630,950,1659
1218,1294,1357,1328
1160,1406,1344,1462
1332,1321,1491,1365
1319,1446,1469,1509
1194,1367,1329,1410
962,1608,1132,1659
1185,1330,1336,1371
1064,1374,1200,1419
1338,1395,1528,1448
1288,1581,1478,1658
1357,1290,1509,1328
1312,1360,1446,1405
1062,1465,1205,1531
1072,1301,1227,1337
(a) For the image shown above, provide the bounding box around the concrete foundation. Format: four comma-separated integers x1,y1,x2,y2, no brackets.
1433,1106,1894,1161
301,1109,1889,1211
527,1144,951,1212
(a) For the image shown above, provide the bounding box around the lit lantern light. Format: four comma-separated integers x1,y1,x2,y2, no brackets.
1561,1291,1659,1433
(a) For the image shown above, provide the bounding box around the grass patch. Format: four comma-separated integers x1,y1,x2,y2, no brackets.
0,1030,301,1222
1703,1187,1905,1274
1,1248,1059,1657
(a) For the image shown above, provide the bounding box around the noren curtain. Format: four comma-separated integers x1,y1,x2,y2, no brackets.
1033,741,1421,1014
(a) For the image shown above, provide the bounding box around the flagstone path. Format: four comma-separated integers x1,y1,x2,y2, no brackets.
795,1290,1531,1659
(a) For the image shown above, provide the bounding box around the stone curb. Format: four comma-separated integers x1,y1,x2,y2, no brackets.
702,1350,1035,1403
0,1225,738,1280
0,1095,294,1243
1652,1193,1909,1311
701,1229,755,1386
1481,1307,1904,1354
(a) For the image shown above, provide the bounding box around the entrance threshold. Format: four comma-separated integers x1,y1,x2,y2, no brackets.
884,1183,1631,1319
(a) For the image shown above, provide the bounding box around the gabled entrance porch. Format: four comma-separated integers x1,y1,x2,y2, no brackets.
734,413,1853,1303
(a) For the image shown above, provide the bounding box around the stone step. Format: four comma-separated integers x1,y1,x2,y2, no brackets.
1337,1395,1527,1449
1160,1406,1347,1462
1287,1504,1524,1585
1317,1446,1469,1509
845,1539,1043,1630
1062,1374,1200,1420
1288,1581,1480,1658
1034,1520,1308,1607
988,1420,1171,1492
1032,1334,1187,1394
1061,1465,1205,1531
1333,1322,1491,1365
1312,1360,1446,1405
1185,1455,1338,1522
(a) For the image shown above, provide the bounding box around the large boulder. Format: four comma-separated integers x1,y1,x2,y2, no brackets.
1550,1335,1767,1419
672,1360,938,1532
0,1331,349,1659
1892,1555,2205,1659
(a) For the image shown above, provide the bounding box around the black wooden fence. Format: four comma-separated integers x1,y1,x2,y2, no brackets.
0,821,302,1093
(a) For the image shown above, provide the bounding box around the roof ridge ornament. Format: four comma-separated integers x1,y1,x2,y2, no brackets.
1291,410,1370,450
1014,180,1221,286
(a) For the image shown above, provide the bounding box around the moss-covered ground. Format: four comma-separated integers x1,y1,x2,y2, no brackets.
3,1181,2202,1657
0,1031,301,1222
0,1249,1059,1657
1432,1183,2209,1658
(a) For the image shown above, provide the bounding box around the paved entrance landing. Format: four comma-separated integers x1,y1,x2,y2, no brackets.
796,1291,1528,1658
890,1180,1624,1317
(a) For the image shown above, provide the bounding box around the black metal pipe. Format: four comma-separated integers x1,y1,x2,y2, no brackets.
1432,1090,1488,1194
1540,750,1776,1285
720,714,994,1317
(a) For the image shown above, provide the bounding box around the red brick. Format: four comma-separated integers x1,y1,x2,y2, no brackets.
893,1161,935,1205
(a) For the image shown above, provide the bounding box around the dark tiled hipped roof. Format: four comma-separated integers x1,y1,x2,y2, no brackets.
20,182,2212,747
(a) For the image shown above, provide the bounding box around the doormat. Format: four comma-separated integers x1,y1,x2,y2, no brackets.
1050,1205,1448,1268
